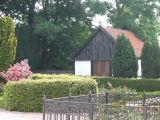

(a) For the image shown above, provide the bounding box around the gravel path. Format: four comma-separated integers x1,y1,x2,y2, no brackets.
0,109,42,120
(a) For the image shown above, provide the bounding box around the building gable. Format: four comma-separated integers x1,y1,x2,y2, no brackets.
75,27,114,60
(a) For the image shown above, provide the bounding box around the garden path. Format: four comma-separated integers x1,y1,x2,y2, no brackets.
0,109,42,120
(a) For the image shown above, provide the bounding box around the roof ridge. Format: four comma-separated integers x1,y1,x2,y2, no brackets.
105,27,133,33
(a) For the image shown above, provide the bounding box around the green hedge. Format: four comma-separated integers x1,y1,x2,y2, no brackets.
0,83,4,92
4,78,97,112
32,74,86,80
95,77,160,92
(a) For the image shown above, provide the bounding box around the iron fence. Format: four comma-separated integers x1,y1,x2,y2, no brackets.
43,93,160,120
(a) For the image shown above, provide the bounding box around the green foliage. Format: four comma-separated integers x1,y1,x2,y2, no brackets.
0,93,4,108
107,0,160,42
84,0,108,16
4,76,98,112
112,35,138,77
146,91,160,95
106,86,137,95
15,25,42,69
0,77,3,83
32,73,88,80
33,16,60,41
0,0,36,25
47,24,90,69
0,83,4,92
141,42,160,78
0,0,107,70
95,77,160,92
0,16,17,71
32,0,93,69
99,85,137,95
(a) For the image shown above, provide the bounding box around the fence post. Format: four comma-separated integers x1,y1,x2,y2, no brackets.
88,91,92,103
89,91,94,120
67,92,71,120
106,92,109,104
143,92,146,106
143,104,147,120
43,95,46,120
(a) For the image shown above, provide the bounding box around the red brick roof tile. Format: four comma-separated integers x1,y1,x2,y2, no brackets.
105,27,144,58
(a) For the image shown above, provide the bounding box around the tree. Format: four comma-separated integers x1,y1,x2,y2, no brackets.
0,0,37,25
32,0,106,69
0,0,107,70
141,42,160,78
107,0,160,42
15,25,42,69
112,35,138,77
0,16,17,71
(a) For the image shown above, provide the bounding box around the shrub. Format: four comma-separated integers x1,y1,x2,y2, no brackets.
0,83,4,92
1,61,32,81
141,42,160,78
95,77,160,92
32,73,87,80
112,35,138,77
4,78,97,112
0,16,17,71
0,93,4,108
107,87,137,95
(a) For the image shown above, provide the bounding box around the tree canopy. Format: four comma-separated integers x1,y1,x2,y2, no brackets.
0,0,107,70
106,0,160,42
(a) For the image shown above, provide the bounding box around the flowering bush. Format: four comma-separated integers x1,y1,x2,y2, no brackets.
0,61,32,81
109,86,137,95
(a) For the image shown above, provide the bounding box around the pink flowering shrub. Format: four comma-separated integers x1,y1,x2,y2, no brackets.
1,61,32,81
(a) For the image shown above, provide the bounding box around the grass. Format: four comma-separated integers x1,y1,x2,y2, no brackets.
0,92,4,108
145,91,160,95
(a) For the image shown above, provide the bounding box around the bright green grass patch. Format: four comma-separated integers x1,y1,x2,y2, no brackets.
145,91,160,95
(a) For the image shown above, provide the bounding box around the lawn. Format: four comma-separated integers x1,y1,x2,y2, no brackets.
145,91,160,95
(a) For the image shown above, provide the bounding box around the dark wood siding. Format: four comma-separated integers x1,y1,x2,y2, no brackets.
75,30,114,60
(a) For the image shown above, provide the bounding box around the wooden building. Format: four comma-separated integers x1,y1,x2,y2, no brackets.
74,26,144,76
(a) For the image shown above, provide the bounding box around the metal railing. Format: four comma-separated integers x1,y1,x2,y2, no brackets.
43,93,160,120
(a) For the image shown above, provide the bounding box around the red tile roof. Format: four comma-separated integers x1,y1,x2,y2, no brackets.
105,27,144,58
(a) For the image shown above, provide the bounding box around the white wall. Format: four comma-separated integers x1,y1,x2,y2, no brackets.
75,61,91,76
137,60,142,76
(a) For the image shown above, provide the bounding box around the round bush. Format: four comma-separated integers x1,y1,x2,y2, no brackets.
4,78,97,112
2,61,32,81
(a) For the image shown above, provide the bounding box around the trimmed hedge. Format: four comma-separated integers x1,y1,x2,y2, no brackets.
95,77,160,92
32,73,86,80
4,78,97,112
